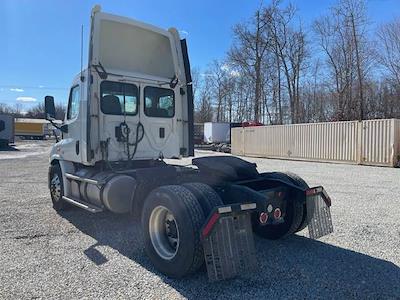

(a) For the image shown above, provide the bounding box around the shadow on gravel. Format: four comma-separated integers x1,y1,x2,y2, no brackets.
0,144,19,152
61,210,400,299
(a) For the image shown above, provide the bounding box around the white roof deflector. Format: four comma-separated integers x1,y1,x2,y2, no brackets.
88,5,178,80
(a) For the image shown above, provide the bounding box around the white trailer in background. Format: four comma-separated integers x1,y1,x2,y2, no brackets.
203,122,230,144
0,114,15,147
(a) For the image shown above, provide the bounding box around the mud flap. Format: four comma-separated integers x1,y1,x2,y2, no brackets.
306,186,334,239
201,204,257,281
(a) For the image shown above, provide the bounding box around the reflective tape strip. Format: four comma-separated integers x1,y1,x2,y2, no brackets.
218,206,232,214
240,203,256,211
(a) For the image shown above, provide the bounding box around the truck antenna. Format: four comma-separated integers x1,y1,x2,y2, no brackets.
80,25,84,82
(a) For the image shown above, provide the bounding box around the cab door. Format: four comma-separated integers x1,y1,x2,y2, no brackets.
61,84,82,162
139,85,180,158
98,79,140,161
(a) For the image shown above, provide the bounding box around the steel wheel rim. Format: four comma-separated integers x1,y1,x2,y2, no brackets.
149,205,179,260
50,173,61,201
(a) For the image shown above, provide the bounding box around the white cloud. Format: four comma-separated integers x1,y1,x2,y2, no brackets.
179,30,189,36
10,88,24,92
200,73,215,78
38,85,45,88
16,96,37,102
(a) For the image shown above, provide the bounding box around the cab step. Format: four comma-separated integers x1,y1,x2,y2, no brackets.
62,196,103,213
65,173,103,185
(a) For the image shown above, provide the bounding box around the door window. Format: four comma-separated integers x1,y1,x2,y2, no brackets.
67,85,80,120
100,81,138,115
144,86,174,118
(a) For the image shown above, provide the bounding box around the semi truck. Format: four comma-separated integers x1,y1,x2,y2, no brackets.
0,114,15,147
45,6,333,281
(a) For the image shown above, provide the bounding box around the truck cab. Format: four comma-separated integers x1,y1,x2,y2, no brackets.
47,5,193,167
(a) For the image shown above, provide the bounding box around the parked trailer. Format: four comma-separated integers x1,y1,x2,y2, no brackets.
203,122,231,144
44,6,334,281
15,118,50,140
0,114,15,147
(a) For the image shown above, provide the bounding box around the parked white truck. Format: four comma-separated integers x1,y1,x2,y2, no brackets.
45,5,333,281
0,114,15,147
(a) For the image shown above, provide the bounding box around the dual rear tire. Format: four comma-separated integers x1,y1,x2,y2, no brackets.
141,183,222,278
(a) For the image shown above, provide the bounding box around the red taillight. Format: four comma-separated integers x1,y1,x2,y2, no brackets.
273,208,282,219
259,212,268,224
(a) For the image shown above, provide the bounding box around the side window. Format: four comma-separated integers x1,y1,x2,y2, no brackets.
144,86,174,118
100,81,138,115
67,85,80,120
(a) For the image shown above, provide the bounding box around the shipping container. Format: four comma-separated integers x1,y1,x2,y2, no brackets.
231,119,400,167
203,122,231,144
0,114,15,146
15,118,50,140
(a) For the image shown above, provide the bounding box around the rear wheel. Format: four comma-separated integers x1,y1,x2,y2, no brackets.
142,185,205,278
182,182,223,216
254,172,307,239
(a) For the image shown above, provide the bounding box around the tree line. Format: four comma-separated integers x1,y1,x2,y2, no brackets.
0,102,65,120
194,0,400,124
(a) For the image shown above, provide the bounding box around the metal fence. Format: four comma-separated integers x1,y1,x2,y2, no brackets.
231,119,400,167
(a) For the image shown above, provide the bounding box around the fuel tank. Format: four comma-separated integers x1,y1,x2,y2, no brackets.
71,169,137,213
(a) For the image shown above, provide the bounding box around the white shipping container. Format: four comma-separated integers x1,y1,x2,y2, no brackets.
203,122,231,144
0,114,15,146
231,119,400,167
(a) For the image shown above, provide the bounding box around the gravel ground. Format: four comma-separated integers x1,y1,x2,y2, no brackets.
1,140,399,299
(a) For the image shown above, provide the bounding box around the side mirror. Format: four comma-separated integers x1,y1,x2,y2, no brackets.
44,95,56,120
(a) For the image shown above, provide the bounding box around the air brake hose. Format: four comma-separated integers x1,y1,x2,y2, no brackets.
119,121,145,161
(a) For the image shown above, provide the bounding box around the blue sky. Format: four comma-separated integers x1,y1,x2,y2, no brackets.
1,0,399,111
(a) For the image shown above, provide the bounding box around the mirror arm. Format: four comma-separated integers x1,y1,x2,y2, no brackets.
47,117,61,130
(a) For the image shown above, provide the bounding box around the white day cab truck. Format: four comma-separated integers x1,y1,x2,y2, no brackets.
45,6,333,281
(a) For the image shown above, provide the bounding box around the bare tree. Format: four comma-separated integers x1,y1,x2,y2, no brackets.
377,18,400,87
314,0,371,121
263,1,308,124
229,8,269,122
194,76,213,123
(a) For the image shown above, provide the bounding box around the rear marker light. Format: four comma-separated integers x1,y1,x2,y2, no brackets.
273,208,282,219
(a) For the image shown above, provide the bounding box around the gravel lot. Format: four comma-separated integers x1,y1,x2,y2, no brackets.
1,140,399,299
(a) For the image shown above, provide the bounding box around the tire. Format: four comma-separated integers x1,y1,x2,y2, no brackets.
253,172,307,239
49,164,68,211
182,182,223,217
141,185,205,278
284,172,310,233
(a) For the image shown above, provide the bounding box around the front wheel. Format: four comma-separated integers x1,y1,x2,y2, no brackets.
141,185,205,278
49,164,68,211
